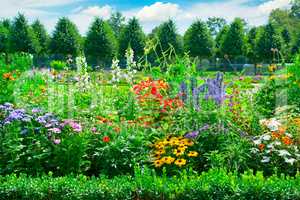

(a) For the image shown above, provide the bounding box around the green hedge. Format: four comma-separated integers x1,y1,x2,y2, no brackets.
1,168,300,200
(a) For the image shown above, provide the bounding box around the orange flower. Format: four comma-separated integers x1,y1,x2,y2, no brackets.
278,127,286,135
282,136,293,145
258,143,265,151
271,132,280,139
2,73,15,81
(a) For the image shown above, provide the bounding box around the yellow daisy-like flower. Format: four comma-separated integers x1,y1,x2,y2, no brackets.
187,151,199,157
174,159,187,167
154,142,165,149
170,139,180,146
154,159,164,168
155,149,166,155
178,144,187,150
183,139,194,146
161,156,175,164
173,149,184,157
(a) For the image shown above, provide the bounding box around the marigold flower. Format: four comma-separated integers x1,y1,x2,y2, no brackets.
102,136,110,143
174,159,187,167
187,151,199,157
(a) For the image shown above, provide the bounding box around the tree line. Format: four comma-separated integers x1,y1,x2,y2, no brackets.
0,0,300,67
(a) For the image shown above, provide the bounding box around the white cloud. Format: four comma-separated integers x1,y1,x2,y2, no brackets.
69,5,113,34
136,2,181,22
258,0,291,13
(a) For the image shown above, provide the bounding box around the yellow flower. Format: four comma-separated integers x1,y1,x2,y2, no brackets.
183,139,194,146
174,159,187,167
154,142,165,149
187,151,199,157
178,144,187,151
161,156,175,164
155,149,166,155
173,149,184,157
154,159,164,168
170,138,180,146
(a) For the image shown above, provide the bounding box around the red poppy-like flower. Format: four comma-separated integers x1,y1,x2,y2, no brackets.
151,86,158,95
102,136,110,143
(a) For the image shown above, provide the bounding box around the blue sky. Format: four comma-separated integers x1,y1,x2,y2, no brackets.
0,0,292,34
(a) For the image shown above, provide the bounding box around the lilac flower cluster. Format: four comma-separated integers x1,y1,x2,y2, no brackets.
61,119,82,132
0,103,33,125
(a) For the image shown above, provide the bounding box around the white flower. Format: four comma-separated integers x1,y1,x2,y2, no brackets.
261,156,270,163
253,139,261,145
274,141,281,146
262,134,271,141
250,148,259,154
266,118,281,131
284,157,297,165
278,150,291,157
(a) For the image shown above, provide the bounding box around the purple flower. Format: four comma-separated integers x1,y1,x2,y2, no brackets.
31,108,41,114
91,127,97,132
179,82,188,103
185,124,210,139
185,130,199,139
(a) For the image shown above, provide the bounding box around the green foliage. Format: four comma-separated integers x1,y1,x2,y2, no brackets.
0,24,9,53
49,17,82,58
220,18,246,60
118,18,146,61
50,60,67,70
206,17,227,37
31,20,49,56
85,18,117,67
108,11,126,39
1,168,300,199
155,20,183,58
10,14,40,54
255,23,283,63
184,20,214,59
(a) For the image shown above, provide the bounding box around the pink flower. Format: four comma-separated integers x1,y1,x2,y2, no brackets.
48,128,61,134
53,138,61,144
91,127,97,132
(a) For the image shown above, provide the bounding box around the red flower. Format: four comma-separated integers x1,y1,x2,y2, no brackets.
102,136,110,143
151,86,158,95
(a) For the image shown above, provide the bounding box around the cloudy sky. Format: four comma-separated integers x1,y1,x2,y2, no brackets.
0,0,292,34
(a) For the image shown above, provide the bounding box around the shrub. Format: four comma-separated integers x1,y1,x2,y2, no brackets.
1,168,300,200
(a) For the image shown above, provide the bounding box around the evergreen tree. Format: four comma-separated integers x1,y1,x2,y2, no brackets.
84,18,117,67
49,17,81,58
10,14,40,54
220,18,246,60
155,20,183,56
207,17,227,37
118,17,146,61
0,23,9,53
184,20,214,58
255,23,283,63
108,11,125,39
247,27,259,63
215,25,229,57
32,20,49,55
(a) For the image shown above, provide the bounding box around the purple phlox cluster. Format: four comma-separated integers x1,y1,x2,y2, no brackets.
0,103,14,112
185,124,210,139
61,119,82,132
